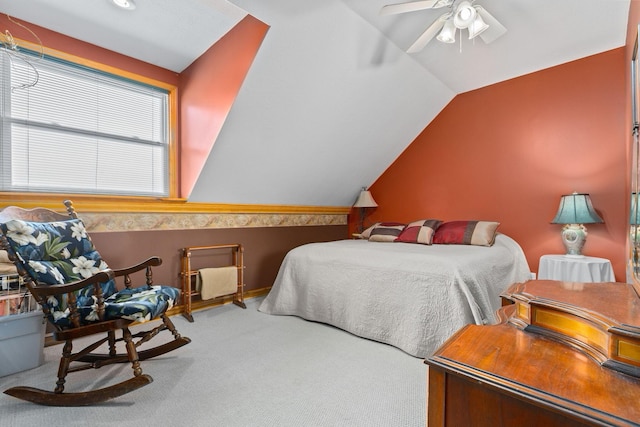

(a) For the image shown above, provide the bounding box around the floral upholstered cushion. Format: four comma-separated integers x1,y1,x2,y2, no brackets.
105,286,179,323
0,218,177,328
1,219,112,286
1,218,117,327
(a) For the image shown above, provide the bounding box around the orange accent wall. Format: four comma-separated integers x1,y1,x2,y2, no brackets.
0,15,179,85
179,15,269,198
363,48,627,280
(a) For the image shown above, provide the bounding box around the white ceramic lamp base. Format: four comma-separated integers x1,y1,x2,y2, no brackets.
561,223,587,257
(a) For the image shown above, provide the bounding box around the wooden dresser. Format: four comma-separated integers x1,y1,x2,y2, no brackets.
425,280,640,427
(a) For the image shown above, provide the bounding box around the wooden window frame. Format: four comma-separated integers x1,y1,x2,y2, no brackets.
0,39,178,205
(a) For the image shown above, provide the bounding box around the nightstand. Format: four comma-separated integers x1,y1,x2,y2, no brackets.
538,254,615,282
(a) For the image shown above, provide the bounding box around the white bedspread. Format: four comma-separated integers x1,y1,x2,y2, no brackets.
258,234,530,358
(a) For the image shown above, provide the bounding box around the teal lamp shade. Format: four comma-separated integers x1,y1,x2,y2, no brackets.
551,192,603,257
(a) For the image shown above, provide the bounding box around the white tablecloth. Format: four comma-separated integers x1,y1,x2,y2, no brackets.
538,254,615,282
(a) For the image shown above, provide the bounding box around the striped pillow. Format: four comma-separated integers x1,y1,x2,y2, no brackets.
366,222,406,242
395,219,442,245
359,223,378,239
432,221,500,246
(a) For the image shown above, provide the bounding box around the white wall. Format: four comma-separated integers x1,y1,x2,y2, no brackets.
188,0,454,206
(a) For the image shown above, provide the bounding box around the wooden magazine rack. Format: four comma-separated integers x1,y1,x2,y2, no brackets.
180,244,246,322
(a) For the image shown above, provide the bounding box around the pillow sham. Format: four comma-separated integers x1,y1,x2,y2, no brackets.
365,222,406,242
358,223,378,239
395,219,442,245
432,220,500,246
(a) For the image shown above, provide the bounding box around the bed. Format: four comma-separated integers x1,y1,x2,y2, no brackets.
258,232,531,358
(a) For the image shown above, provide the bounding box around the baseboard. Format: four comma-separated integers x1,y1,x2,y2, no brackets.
166,286,272,318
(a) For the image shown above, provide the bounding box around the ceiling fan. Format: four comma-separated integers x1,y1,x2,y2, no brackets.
380,0,507,53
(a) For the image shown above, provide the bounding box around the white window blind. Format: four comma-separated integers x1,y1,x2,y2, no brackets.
0,49,169,197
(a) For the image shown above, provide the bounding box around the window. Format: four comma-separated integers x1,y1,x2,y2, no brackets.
0,46,174,197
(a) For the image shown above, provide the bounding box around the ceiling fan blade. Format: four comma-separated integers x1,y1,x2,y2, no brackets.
380,0,452,16
406,14,448,53
476,6,507,44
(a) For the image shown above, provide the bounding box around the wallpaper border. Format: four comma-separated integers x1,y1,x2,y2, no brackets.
81,212,348,232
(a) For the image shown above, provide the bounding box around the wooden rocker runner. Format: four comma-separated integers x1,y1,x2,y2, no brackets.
0,200,190,406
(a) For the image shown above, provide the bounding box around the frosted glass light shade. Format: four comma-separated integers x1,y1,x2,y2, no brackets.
468,13,489,39
437,19,457,43
112,0,136,10
453,1,476,29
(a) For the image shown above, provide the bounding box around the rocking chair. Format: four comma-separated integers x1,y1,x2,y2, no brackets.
0,200,190,406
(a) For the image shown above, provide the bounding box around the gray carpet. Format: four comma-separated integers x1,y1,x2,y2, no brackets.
0,297,427,427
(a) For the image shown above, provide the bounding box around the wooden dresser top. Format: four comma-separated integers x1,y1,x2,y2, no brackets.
428,314,640,426
503,280,640,329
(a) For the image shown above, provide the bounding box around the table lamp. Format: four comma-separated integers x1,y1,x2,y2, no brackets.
353,187,378,233
551,192,603,257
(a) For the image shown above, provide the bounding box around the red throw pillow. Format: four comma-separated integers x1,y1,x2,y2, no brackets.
432,221,500,246
395,219,442,245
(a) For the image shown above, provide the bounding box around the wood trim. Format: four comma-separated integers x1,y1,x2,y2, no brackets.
13,38,176,92
168,85,179,198
0,194,350,215
169,285,270,319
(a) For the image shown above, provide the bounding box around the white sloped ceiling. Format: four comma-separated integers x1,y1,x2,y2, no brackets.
189,0,629,206
0,0,630,207
188,0,454,206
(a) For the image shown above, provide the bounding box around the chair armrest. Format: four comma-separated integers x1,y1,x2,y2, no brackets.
111,256,162,277
28,269,115,299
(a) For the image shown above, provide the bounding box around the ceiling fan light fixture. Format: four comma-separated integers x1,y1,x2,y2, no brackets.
112,0,136,10
436,18,456,43
467,12,489,39
453,1,476,29
380,0,506,52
